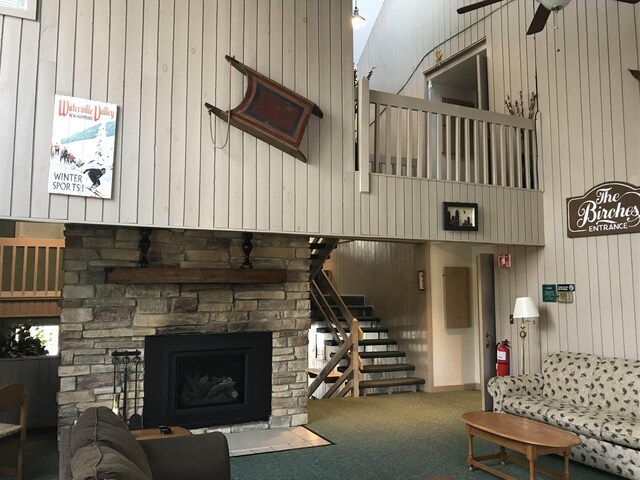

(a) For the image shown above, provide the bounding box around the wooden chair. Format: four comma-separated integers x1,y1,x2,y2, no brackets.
0,383,28,480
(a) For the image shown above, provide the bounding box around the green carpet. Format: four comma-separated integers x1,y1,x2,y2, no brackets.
231,391,621,479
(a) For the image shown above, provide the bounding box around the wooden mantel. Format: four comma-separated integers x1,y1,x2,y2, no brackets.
106,267,287,285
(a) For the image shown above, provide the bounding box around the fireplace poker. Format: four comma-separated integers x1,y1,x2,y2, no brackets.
129,355,143,430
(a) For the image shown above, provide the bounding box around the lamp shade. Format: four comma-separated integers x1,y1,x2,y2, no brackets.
513,297,539,319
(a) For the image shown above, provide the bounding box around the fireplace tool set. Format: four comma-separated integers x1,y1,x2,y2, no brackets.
111,350,143,430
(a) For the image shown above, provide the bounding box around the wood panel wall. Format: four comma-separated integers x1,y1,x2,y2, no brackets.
358,0,640,366
0,0,356,236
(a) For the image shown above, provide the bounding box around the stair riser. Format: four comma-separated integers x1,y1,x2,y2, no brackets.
312,320,381,329
361,384,424,395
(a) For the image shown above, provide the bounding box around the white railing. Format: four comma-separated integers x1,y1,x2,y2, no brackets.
0,238,65,299
357,77,539,192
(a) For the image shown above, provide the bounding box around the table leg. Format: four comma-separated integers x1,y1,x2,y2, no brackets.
527,445,536,480
466,428,474,469
499,446,507,466
563,451,571,479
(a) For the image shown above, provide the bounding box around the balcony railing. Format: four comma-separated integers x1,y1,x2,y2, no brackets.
0,238,65,299
357,78,539,193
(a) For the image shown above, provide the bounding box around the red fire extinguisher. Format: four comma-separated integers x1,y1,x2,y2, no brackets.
496,340,510,376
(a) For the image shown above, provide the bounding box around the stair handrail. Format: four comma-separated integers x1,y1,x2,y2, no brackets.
310,283,348,344
308,266,363,399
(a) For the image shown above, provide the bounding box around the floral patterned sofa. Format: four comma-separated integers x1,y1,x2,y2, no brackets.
488,351,640,479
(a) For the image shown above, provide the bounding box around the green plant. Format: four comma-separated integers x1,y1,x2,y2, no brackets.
0,324,49,358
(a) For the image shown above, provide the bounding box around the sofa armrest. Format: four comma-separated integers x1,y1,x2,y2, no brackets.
138,432,230,480
487,373,544,412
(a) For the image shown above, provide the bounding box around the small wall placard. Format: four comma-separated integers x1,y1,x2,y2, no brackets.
443,202,479,231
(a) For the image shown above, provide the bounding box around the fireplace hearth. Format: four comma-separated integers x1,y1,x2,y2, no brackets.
144,332,272,429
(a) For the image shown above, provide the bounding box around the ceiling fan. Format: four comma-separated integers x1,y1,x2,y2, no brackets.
457,0,640,35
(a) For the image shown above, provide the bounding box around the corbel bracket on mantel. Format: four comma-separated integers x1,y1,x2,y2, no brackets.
106,267,287,284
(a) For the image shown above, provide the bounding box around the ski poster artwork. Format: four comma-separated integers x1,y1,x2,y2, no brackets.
48,95,117,199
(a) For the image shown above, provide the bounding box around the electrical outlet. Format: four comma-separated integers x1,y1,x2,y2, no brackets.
509,314,514,325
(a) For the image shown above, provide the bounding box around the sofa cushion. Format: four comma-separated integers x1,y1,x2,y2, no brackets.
70,407,152,478
501,396,550,423
542,352,599,406
545,403,615,439
589,357,640,420
601,419,640,450
70,444,150,480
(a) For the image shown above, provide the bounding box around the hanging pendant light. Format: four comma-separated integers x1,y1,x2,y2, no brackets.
352,1,366,29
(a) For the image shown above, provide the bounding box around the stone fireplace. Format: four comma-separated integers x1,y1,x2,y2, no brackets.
58,226,310,435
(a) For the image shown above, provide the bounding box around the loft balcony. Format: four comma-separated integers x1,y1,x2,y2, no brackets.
353,78,543,246
357,79,540,192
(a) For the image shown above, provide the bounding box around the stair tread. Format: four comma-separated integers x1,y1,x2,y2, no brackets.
360,351,406,358
362,363,416,373
324,338,396,346
316,326,389,334
359,377,425,389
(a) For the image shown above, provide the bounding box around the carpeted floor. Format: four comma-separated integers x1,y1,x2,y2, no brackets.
231,391,621,480
2,392,623,479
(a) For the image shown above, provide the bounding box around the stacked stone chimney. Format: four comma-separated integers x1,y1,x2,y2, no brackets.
58,225,310,433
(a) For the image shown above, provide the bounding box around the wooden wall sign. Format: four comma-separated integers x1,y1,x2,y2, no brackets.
567,181,640,238
205,55,323,163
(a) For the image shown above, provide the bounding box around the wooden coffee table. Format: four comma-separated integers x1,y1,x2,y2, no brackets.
461,412,581,480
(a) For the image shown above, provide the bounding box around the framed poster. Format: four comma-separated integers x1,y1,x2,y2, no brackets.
48,95,117,199
443,202,479,231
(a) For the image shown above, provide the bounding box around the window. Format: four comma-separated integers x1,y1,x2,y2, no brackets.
0,0,37,20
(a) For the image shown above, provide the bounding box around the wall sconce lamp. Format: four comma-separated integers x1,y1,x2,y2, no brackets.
513,297,539,375
352,1,366,29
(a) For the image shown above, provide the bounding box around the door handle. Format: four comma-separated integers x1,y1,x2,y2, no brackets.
484,333,491,349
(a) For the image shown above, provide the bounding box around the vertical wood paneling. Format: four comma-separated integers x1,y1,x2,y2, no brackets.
198,0,216,229
102,0,126,223
228,0,244,230
30,0,59,219
0,17,21,217
138,0,159,226
168,1,189,227
184,0,204,227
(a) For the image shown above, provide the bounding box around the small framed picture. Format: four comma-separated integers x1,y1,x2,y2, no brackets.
443,202,479,231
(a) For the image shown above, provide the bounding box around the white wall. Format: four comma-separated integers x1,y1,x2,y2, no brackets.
359,0,640,367
0,0,356,236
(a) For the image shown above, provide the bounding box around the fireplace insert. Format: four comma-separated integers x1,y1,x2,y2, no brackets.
144,332,272,428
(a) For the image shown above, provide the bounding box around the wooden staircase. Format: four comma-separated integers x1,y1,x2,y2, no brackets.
315,294,425,395
307,237,424,397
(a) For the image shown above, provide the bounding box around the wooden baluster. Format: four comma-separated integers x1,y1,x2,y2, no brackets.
508,126,515,187
44,246,50,295
464,118,471,183
524,130,531,189
425,111,432,179
516,128,523,188
0,244,4,292
473,120,479,184
436,113,442,180
406,108,412,177
446,115,452,181
532,128,539,190
482,122,489,185
54,246,61,293
10,246,17,296
500,124,506,187
21,246,28,296
455,116,461,182
417,111,424,178
374,103,380,173
396,107,402,176
385,105,392,175
351,317,361,398
33,246,39,295
491,123,497,185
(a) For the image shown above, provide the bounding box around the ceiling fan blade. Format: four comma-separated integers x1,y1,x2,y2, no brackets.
616,0,640,4
527,4,551,35
457,0,503,15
